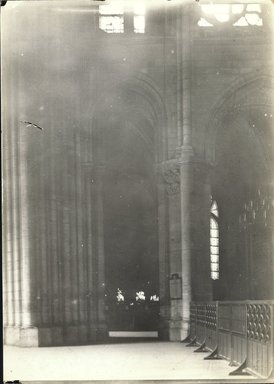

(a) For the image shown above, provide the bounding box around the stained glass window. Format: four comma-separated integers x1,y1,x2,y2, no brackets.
210,200,219,280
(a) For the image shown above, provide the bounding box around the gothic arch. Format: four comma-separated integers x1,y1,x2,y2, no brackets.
204,71,274,166
88,75,162,333
90,73,168,163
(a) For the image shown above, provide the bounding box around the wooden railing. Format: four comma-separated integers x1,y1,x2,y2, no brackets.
185,300,274,379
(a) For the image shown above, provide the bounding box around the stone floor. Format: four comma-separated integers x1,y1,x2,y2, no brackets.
4,341,260,382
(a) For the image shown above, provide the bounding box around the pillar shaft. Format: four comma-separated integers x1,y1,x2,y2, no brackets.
94,165,107,339
157,169,170,339
191,162,212,302
161,160,183,340
181,6,192,148
177,4,194,339
179,150,193,339
179,152,213,338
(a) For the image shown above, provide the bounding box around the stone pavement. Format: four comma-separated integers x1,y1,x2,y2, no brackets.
4,341,259,382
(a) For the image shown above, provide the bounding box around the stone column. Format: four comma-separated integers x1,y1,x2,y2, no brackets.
75,135,88,343
17,128,35,344
2,109,9,331
161,160,183,341
3,96,14,334
93,165,108,340
157,166,170,340
191,161,212,302
178,148,193,339
83,163,98,342
179,151,213,338
271,190,274,300
177,4,212,339
62,149,73,336
176,2,193,340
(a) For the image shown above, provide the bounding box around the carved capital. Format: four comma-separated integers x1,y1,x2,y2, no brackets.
161,160,180,196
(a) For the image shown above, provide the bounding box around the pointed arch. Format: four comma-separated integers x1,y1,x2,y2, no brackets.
204,72,274,166
90,73,168,163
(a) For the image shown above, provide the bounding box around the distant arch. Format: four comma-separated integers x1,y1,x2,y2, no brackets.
90,73,168,163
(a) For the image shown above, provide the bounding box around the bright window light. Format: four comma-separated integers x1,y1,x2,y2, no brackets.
234,16,249,26
99,4,124,15
210,200,219,280
134,15,145,33
211,201,219,217
201,4,215,15
198,3,263,28
215,13,230,22
99,2,146,34
198,18,214,27
246,4,261,12
99,16,124,33
245,13,262,26
134,2,145,15
99,4,124,33
232,4,245,14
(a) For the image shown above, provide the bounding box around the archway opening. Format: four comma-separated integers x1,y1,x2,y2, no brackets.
212,108,273,300
99,113,159,333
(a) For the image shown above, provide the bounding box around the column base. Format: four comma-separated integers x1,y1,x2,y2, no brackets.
180,319,190,341
4,326,41,347
169,320,182,341
158,319,170,341
96,323,108,342
158,328,169,341
159,319,188,342
169,299,183,341
4,324,108,347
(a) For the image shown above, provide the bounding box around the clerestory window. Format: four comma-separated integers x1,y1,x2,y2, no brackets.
99,2,146,34
198,3,263,27
99,4,124,34
133,3,146,33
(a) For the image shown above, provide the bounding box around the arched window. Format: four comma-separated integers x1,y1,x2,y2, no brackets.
210,200,219,280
